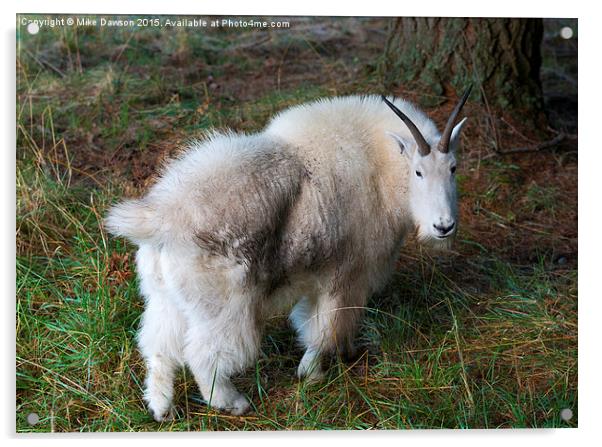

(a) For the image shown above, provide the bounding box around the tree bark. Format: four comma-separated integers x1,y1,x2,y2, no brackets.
380,18,544,113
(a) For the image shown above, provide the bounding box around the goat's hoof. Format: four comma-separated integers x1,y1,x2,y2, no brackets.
297,355,326,383
149,405,175,422
297,365,326,383
305,369,326,383
208,391,251,416
228,395,251,416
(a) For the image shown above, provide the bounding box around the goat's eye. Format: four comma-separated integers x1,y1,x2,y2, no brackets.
450,166,457,174
415,170,423,178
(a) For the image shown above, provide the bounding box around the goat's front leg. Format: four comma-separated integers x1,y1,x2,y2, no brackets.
290,293,363,382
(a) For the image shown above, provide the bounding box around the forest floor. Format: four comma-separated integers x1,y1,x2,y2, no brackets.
16,16,577,431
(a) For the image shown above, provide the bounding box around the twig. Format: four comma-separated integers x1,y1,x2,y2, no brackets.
547,125,578,140
23,48,66,78
479,83,503,154
500,117,538,144
478,205,572,240
483,133,567,159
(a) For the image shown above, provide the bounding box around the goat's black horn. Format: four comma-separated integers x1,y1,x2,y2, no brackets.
382,95,431,156
438,85,472,153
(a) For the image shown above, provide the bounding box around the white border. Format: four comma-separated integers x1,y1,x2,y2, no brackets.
4,1,598,446
8,0,582,17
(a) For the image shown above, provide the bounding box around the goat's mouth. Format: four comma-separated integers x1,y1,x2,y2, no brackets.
432,229,458,241
416,226,456,248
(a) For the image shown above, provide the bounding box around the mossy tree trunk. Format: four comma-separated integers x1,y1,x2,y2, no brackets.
380,18,544,113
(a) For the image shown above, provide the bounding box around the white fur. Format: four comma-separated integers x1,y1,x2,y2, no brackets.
105,95,468,420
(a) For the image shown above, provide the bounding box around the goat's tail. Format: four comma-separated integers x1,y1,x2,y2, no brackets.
104,199,160,245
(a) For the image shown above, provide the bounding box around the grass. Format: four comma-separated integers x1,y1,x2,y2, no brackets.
16,15,577,431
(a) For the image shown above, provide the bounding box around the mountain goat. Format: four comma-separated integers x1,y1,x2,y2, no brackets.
105,87,471,420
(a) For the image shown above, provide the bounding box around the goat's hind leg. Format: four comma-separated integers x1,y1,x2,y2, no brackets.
136,245,185,422
172,263,262,416
183,297,260,415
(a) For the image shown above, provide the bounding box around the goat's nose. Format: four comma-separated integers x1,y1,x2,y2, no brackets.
433,221,455,236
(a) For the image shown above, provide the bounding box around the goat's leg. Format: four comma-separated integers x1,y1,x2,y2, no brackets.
158,248,262,415
182,294,261,415
139,325,180,422
290,297,325,381
290,293,363,382
136,245,185,422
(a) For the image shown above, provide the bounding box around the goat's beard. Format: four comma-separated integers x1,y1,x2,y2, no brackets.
416,227,456,252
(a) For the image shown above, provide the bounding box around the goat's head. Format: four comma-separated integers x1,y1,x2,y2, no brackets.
382,86,471,248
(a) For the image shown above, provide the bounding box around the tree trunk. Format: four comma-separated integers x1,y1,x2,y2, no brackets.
380,18,544,113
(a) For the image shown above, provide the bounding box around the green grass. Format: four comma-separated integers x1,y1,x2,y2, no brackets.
16,15,577,431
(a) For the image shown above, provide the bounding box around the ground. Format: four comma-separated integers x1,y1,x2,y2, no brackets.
16,16,577,431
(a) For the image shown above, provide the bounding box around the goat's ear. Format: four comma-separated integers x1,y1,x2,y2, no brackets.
386,131,413,158
449,117,468,152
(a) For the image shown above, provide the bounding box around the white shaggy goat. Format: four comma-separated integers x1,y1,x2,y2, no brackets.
105,88,471,420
